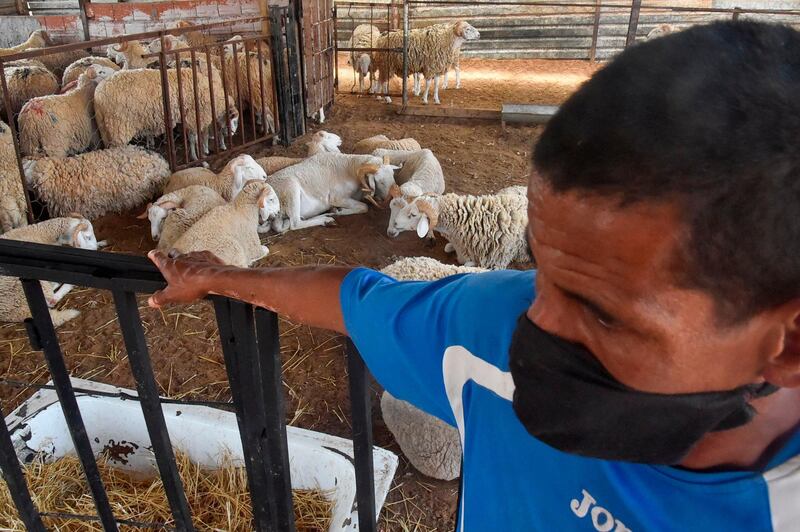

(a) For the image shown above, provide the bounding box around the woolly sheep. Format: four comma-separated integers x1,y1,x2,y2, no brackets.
139,185,226,248
32,48,89,79
255,155,303,175
267,153,399,233
373,148,444,194
378,256,486,480
108,40,155,69
353,134,421,154
347,24,381,93
374,21,480,104
223,43,275,134
170,180,278,267
19,66,117,158
0,120,27,233
0,30,48,57
23,146,170,219
0,60,59,117
306,130,341,155
496,184,527,196
387,191,531,268
0,217,99,327
62,56,120,86
164,153,267,201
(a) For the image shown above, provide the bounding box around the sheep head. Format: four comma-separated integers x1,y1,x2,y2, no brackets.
60,218,98,250
454,21,480,41
230,154,267,198
386,195,438,239
307,130,342,155
257,185,280,225
236,179,269,206
358,159,399,208
143,199,180,241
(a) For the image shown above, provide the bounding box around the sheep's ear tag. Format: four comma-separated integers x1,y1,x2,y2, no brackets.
416,216,429,239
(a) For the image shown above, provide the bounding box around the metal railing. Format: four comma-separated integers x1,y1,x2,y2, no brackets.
0,238,379,532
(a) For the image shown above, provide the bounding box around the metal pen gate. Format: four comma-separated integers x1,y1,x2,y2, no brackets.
0,239,380,532
298,0,335,119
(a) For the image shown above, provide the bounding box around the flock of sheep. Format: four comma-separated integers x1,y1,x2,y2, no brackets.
347,19,481,105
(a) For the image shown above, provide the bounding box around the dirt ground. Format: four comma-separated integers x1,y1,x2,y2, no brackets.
0,59,594,531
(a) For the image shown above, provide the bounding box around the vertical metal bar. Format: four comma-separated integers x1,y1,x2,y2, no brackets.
0,59,35,225
158,34,177,172
254,309,296,532
174,57,190,165
625,0,642,48
20,279,119,532
590,0,601,62
270,7,291,147
212,297,280,532
111,289,195,532
77,0,90,41
189,50,204,162
333,4,339,90
286,6,305,136
204,46,220,154
733,7,741,20
231,42,246,147
14,0,26,15
267,39,281,143
243,44,257,139
402,0,409,107
218,43,234,152
0,403,46,532
346,340,376,532
256,39,269,139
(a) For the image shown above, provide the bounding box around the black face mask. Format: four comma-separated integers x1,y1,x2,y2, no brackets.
508,314,778,465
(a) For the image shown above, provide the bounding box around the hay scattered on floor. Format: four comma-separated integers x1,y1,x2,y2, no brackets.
0,451,332,531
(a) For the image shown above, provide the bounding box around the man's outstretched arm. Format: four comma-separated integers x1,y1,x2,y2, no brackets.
147,250,354,334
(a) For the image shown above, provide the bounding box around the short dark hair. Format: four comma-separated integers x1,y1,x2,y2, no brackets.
534,21,800,323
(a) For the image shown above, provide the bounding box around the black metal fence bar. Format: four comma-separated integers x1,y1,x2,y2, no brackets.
0,401,47,531
346,339,377,532
112,289,195,531
213,297,282,531
626,0,642,48
20,279,119,532
254,308,296,531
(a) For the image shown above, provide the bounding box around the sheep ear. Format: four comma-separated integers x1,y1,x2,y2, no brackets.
416,215,429,239
85,66,97,79
117,41,128,52
136,204,152,219
71,222,89,246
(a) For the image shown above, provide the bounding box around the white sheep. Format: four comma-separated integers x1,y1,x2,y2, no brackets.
0,120,27,233
347,24,381,93
163,153,267,201
61,56,120,86
496,184,527,196
0,60,59,117
306,130,342,155
646,24,677,40
378,256,486,480
255,155,303,175
108,40,155,69
353,134,421,154
170,180,279,267
139,185,226,249
387,191,531,269
267,153,398,233
23,146,171,219
19,66,117,158
374,148,444,195
0,216,99,327
222,42,275,134
0,30,48,57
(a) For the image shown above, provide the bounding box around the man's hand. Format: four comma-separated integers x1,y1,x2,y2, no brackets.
148,250,229,308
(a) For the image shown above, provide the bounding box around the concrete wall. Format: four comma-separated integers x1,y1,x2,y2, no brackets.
0,16,43,47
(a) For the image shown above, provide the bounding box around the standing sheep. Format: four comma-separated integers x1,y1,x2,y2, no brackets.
23,146,171,219
0,60,59,118
170,180,278,267
223,42,275,134
19,66,117,158
0,120,27,233
0,216,99,327
387,191,531,269
353,134,421,154
347,24,381,94
61,56,120,86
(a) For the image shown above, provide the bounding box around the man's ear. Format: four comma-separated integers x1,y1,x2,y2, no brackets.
762,302,800,388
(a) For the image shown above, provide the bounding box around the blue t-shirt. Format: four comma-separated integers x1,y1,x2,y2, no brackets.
341,268,800,532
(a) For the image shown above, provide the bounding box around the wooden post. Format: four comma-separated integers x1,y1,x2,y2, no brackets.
625,0,642,48
15,0,27,16
590,0,601,62
78,0,90,41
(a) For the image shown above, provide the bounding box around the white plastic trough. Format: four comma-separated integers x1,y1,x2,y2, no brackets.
5,378,398,531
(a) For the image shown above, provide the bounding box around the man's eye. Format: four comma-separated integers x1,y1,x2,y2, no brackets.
591,308,617,329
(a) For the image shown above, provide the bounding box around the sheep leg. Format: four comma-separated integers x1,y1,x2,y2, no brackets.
330,198,369,216
290,214,336,230
202,131,210,156
433,75,441,105
442,70,449,90
413,73,421,96
359,73,365,94
455,61,462,89
49,283,75,306
422,77,431,105
188,132,198,161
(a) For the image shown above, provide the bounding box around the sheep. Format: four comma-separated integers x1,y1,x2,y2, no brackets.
0,120,27,233
19,66,117,158
374,21,480,104
0,60,59,118
170,180,279,267
646,24,677,40
94,59,238,160
255,155,303,175
32,48,89,79
267,153,399,233
353,134,421,154
378,255,486,480
223,42,275,134
305,130,341,155
23,146,171,219
163,153,267,201
138,185,226,249
347,24,381,93
0,216,99,327
0,30,49,57
386,191,531,269
375,148,445,195
108,40,154,69
496,184,527,196
61,56,120,86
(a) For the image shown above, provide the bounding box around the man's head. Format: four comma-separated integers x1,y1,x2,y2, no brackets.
528,21,800,396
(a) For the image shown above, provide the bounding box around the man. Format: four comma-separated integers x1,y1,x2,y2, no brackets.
148,21,800,530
